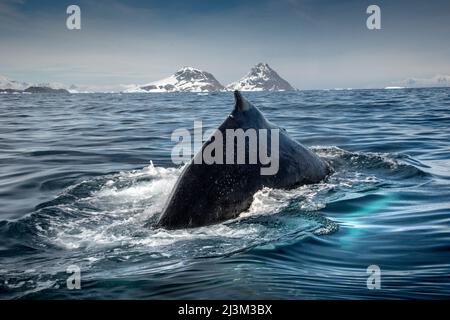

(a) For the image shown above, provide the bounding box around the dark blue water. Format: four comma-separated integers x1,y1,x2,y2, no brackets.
1,89,450,299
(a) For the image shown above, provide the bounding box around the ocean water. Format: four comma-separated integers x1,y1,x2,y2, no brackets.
0,88,449,299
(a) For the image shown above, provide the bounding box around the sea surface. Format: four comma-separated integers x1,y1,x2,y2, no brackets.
0,88,449,299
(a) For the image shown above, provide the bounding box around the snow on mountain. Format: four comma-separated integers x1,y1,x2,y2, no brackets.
125,67,225,93
0,75,75,93
35,82,68,90
0,75,30,91
384,86,405,90
226,63,295,91
64,84,94,93
34,82,74,93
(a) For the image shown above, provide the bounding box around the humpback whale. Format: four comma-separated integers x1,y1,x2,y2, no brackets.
156,91,330,229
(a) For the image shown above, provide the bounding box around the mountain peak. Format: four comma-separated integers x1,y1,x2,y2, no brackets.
227,63,295,91
254,62,270,69
177,66,200,72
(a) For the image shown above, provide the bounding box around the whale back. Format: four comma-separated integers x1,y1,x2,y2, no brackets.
156,91,330,229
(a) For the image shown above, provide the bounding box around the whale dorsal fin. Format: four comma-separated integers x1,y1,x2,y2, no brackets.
234,90,252,112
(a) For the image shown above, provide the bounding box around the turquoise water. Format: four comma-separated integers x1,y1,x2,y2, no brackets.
0,88,449,299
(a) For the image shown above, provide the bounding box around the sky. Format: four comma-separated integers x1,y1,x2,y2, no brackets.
1,0,450,90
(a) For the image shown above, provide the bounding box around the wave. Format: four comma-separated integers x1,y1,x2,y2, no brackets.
3,147,427,251
0,147,430,297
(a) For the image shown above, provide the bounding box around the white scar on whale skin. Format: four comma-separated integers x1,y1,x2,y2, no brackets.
171,121,280,175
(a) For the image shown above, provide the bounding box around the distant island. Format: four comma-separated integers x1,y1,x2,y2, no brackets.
25,86,70,94
1,63,296,94
0,86,70,94
0,76,70,94
2,67,450,94
124,63,296,93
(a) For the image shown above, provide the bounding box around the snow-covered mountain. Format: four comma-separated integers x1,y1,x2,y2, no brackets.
0,75,73,93
227,63,295,91
125,67,225,93
0,75,30,91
